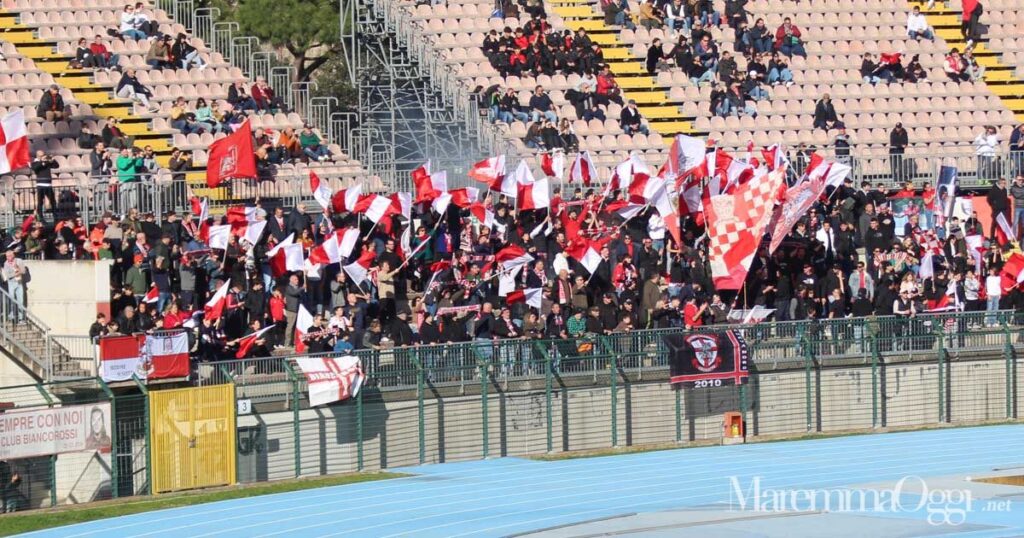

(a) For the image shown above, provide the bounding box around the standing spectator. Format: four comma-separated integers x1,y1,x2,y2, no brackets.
171,33,207,71
116,69,156,111
620,100,650,135
812,93,841,131
961,0,983,44
889,123,909,181
36,85,65,122
974,125,999,180
984,266,1001,326
31,151,58,221
1010,175,1024,236
774,17,806,58
725,0,749,30
89,143,113,182
116,147,143,185
906,6,934,40
1,250,28,322
987,177,1010,237
1010,123,1024,176
283,275,302,346
168,148,192,183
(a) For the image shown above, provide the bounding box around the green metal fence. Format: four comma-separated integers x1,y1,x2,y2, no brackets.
0,378,149,511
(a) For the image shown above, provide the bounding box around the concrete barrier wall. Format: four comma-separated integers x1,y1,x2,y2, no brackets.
237,354,1015,479
24,260,112,335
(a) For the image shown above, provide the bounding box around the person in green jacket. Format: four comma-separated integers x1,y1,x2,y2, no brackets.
123,255,148,296
299,125,331,162
115,147,144,183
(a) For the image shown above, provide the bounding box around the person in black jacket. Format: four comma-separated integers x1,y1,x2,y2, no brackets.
115,70,155,111
619,100,649,135
419,312,442,345
31,151,59,221
889,122,909,181
36,85,65,122
171,33,206,70
812,93,840,131
391,310,415,346
645,39,665,75
988,177,1011,238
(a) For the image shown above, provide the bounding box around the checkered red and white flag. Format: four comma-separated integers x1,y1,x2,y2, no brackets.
296,356,365,407
706,168,786,290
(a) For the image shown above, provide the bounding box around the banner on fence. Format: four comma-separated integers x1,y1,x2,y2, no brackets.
99,331,190,383
665,330,749,387
295,356,365,407
0,403,111,459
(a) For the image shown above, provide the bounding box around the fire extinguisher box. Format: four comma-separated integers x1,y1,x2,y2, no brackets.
723,411,745,444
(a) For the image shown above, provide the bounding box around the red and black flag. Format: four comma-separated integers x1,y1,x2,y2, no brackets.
665,330,749,387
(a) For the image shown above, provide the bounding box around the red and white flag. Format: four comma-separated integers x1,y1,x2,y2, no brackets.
330,184,362,213
607,154,649,197
540,151,565,180
206,120,256,188
269,242,304,277
468,155,506,185
565,236,612,275
342,249,377,286
517,177,550,211
338,227,361,259
506,288,543,309
293,305,315,354
353,194,395,224
570,150,597,186
234,325,274,359
664,134,709,183
414,167,447,204
768,172,825,254
295,356,365,407
761,144,787,172
236,220,267,245
449,188,478,208
996,212,1016,246
470,202,495,228
204,279,232,320
391,191,412,221
495,244,534,271
144,331,190,379
99,335,146,382
707,168,786,289
143,284,159,304
309,172,332,212
208,224,231,250
503,160,533,198
1001,252,1024,292
225,205,259,225
0,110,30,174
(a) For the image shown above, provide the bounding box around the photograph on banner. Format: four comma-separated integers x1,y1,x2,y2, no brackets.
295,356,365,407
0,403,111,459
890,197,923,237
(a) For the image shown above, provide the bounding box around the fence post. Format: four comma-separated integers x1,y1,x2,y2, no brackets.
132,375,151,495
98,379,117,497
414,349,425,465
675,385,682,443
801,336,813,432
283,361,301,477
356,382,364,471
870,334,879,428
607,337,618,448
534,342,553,454
937,324,946,423
35,382,57,506
477,348,489,459
1004,323,1015,419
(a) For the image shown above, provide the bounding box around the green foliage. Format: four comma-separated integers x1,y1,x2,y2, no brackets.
313,56,358,109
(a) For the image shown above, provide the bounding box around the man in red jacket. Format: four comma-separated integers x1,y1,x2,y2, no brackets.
595,65,623,105
250,76,287,113
774,17,806,58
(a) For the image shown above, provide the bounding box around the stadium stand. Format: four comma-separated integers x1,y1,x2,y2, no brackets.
0,0,377,218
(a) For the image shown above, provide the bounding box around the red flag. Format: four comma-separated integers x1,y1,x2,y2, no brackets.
449,188,479,208
540,152,565,179
1000,253,1024,292
204,279,232,320
330,184,362,213
235,325,274,358
143,284,159,304
309,172,332,212
570,151,597,186
293,305,315,354
206,120,256,188
19,214,34,235
995,213,1015,246
414,168,446,204
468,155,506,184
517,178,550,211
0,110,31,174
342,249,377,286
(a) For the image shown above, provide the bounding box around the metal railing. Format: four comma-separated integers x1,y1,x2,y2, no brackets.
0,284,83,381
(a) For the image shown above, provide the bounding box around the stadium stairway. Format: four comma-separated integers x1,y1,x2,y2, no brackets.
909,0,1024,122
0,11,212,195
549,0,699,136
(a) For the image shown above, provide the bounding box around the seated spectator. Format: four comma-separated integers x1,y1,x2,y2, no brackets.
132,2,160,37
171,33,207,71
88,35,120,71
747,18,773,54
904,55,928,82
496,87,529,123
169,97,205,134
116,69,156,111
639,0,664,30
740,71,769,101
299,125,331,162
78,127,102,150
558,118,579,152
688,52,715,86
274,127,303,162
645,39,667,75
193,97,226,133
693,0,721,28
146,36,174,69
860,53,895,85
119,4,148,40
693,33,719,73
725,0,748,30
251,76,286,113
102,116,133,149
74,38,93,69
715,81,757,118
963,48,985,81
774,17,806,58
528,86,557,123
662,0,686,35
36,85,65,122
944,49,969,82
227,80,258,113
906,6,934,41
718,50,738,85
620,100,650,135
568,83,605,121
813,93,841,131
596,67,623,107
524,121,546,149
